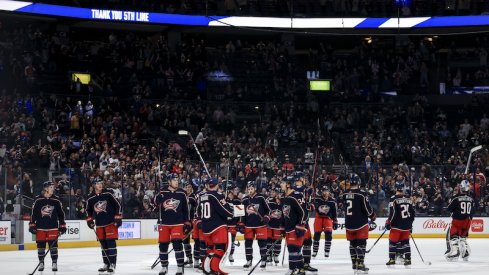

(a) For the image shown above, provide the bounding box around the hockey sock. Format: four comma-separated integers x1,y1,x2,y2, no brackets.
211,244,226,273
245,239,253,261
303,237,312,264
355,239,367,264
313,232,321,254
106,239,117,265
325,231,332,253
258,239,268,261
200,239,207,263
273,238,282,257
159,242,170,266
193,238,200,261
172,239,185,266
230,234,236,255
183,236,192,259
49,240,58,262
349,241,357,266
100,240,110,265
266,238,273,255
400,240,411,260
389,240,397,260
287,244,303,270
37,242,46,262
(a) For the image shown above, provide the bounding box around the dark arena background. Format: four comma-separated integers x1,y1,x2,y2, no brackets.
0,1,489,275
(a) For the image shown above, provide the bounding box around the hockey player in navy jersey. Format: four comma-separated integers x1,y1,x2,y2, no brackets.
266,187,284,265
194,185,208,271
340,174,376,274
293,172,318,273
280,177,307,275
183,182,196,268
385,182,415,267
313,185,338,258
154,173,190,275
86,179,122,274
445,180,474,261
239,181,271,271
226,184,241,264
200,178,234,275
29,181,66,273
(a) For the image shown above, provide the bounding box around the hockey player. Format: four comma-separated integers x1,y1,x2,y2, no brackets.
154,173,190,275
184,182,196,268
293,172,317,273
280,177,307,275
445,180,474,261
86,179,122,274
200,178,234,275
313,185,338,258
226,184,241,264
239,181,271,270
385,182,415,268
266,187,284,265
29,181,67,273
341,174,376,274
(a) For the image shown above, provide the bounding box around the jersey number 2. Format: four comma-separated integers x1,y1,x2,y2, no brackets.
346,200,353,216
201,202,211,219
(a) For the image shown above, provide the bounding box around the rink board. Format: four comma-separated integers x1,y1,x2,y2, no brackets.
1,217,488,251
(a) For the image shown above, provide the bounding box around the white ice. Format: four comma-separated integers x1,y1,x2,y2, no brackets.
1,238,488,275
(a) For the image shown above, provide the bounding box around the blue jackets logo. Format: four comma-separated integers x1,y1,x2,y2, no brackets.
163,198,180,212
41,205,54,218
318,205,330,215
94,201,108,213
246,204,260,215
282,205,291,218
270,209,282,219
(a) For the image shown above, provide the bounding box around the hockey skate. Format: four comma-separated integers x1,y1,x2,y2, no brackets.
193,259,200,268
176,266,184,275
107,264,116,274
267,255,273,263
460,237,470,261
324,251,330,258
274,255,280,265
312,251,318,258
38,262,45,272
303,263,318,274
159,266,168,275
445,238,460,262
260,261,267,271
243,260,252,271
404,259,411,268
294,268,306,275
184,258,193,268
356,262,369,274
228,254,234,264
98,263,108,274
386,259,396,268
52,262,58,272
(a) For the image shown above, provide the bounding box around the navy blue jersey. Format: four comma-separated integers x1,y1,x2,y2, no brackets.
200,191,233,234
282,191,307,233
86,189,121,226
154,188,189,225
447,194,474,220
314,196,337,221
341,188,375,230
194,190,207,220
387,194,415,231
267,197,283,230
226,197,241,226
242,194,271,228
30,195,66,230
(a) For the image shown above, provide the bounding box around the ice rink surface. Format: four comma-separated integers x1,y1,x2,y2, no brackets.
1,238,488,275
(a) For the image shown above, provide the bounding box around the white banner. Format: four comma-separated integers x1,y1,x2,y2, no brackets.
59,221,80,240
118,221,141,240
0,220,11,244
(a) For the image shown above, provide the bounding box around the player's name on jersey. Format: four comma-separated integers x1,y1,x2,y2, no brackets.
457,196,473,202
91,9,149,22
394,198,412,204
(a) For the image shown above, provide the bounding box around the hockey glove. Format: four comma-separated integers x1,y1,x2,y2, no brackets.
86,217,95,229
184,221,192,235
28,222,36,234
114,214,123,228
262,215,270,225
237,222,245,234
369,212,377,222
333,220,339,230
295,224,307,238
59,223,67,235
384,221,391,231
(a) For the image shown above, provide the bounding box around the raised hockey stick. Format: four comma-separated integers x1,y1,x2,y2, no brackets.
366,228,387,253
410,234,432,265
178,130,211,178
248,238,282,275
464,145,483,174
28,236,60,275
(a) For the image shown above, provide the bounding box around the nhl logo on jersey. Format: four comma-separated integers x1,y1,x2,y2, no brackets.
246,204,261,215
163,198,181,212
41,205,54,217
282,205,291,218
94,201,108,213
270,209,282,219
318,205,330,215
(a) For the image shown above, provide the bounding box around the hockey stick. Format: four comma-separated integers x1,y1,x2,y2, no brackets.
248,238,282,275
178,130,211,178
410,234,432,265
281,238,286,267
464,145,483,174
150,231,193,269
28,236,60,275
366,228,387,253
